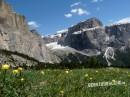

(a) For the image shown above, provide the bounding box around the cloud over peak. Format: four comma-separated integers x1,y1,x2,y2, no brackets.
65,1,90,18
70,2,81,7
115,17,130,24
71,8,89,16
64,13,72,18
28,21,39,30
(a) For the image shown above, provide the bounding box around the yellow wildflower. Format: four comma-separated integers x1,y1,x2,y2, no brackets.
65,70,69,74
84,74,89,77
60,90,64,94
112,80,116,83
89,77,93,80
12,69,19,74
21,78,25,81
41,71,45,75
18,67,23,71
1,64,10,70
96,70,98,73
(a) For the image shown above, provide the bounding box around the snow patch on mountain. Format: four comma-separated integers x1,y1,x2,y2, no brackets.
104,47,115,66
49,34,61,38
115,17,130,24
46,42,67,50
73,31,82,34
72,27,103,35
56,29,68,34
83,26,102,31
108,17,130,26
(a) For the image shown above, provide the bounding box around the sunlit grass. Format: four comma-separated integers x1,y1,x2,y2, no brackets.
26,68,130,97
0,67,130,97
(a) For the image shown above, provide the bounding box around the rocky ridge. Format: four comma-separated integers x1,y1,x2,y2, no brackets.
0,0,60,67
1,0,130,67
45,17,130,67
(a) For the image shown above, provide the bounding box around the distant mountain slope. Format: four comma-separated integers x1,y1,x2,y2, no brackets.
44,17,130,67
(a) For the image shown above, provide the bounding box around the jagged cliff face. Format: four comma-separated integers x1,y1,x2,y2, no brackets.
64,18,130,52
64,27,108,50
64,18,107,51
0,0,28,31
68,18,103,33
1,0,130,67
0,0,60,66
46,17,130,67
106,23,130,48
43,29,68,44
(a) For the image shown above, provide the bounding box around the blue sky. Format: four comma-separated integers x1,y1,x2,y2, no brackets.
7,0,130,36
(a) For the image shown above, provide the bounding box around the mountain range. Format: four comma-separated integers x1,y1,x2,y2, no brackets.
1,0,130,67
44,17,130,67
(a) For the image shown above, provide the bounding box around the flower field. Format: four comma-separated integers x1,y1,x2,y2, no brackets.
0,64,130,97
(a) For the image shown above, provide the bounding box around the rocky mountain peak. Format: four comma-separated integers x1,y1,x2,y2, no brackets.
82,17,103,27
0,0,29,32
68,17,103,33
1,0,130,67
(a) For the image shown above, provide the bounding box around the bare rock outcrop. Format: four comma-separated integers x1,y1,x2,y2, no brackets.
0,0,60,66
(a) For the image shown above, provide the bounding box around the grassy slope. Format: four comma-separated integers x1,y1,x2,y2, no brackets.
24,68,130,97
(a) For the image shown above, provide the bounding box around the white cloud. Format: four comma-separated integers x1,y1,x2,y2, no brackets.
71,2,81,7
71,9,78,13
92,0,103,3
65,2,90,18
114,17,130,24
71,8,89,16
78,8,89,15
28,21,39,30
64,13,72,18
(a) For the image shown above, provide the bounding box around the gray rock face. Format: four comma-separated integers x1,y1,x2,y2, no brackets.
0,0,60,66
64,18,130,52
64,27,108,50
47,17,130,66
106,23,130,48
43,30,68,44
64,18,107,51
44,37,62,44
1,0,130,67
68,17,103,33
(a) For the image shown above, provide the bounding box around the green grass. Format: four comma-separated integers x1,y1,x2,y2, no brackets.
22,68,130,97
